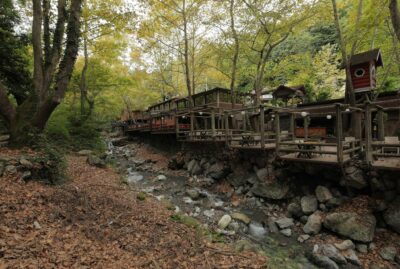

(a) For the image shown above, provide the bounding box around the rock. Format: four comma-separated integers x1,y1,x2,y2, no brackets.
127,172,144,184
287,202,303,218
320,244,347,264
248,221,267,238
136,192,146,201
218,215,232,229
383,196,400,234
186,189,200,200
157,175,167,181
301,195,318,215
342,249,361,266
87,155,106,168
231,212,251,225
33,221,41,229
275,217,294,229
379,246,397,261
323,212,376,242
78,150,92,156
19,158,33,168
280,228,292,237
187,159,197,172
228,221,240,232
256,168,268,181
306,252,339,269
355,244,368,253
300,215,309,224
235,240,260,252
298,234,310,243
203,209,215,218
345,168,368,189
5,165,17,175
251,180,290,200
21,171,31,180
369,242,377,251
205,162,226,180
316,186,333,203
267,219,279,233
395,254,400,264
334,240,355,251
326,197,342,209
187,160,202,175
303,211,322,235
370,177,386,192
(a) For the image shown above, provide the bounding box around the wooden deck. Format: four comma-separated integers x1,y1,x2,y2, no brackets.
279,152,352,165
371,158,400,170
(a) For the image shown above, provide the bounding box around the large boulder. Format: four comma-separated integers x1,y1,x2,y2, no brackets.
287,202,303,218
323,212,376,242
303,211,322,235
87,155,106,168
383,196,400,234
205,162,227,180
344,167,368,189
315,186,333,203
256,168,268,181
251,180,290,200
301,195,318,215
187,160,202,175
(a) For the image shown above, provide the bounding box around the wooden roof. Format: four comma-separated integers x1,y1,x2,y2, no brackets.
273,85,305,99
348,48,383,67
192,87,231,97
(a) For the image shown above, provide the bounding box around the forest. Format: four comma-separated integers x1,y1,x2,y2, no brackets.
1,0,400,268
0,0,399,148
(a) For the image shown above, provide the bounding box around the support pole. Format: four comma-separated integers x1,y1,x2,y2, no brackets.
365,104,373,164
377,108,385,141
260,106,265,149
175,115,179,139
290,113,295,141
336,104,343,163
224,111,229,147
211,109,216,138
304,116,309,140
275,111,280,155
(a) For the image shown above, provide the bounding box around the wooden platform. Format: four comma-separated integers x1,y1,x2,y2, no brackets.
371,158,400,170
279,152,352,165
230,143,276,150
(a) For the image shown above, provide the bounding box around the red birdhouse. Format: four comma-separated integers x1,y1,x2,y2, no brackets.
347,49,383,93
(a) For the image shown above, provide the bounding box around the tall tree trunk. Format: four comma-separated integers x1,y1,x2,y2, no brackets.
182,0,193,107
390,0,400,42
229,0,239,108
331,0,355,106
80,36,89,116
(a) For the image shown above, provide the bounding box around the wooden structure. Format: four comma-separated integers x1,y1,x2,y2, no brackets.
124,110,150,133
226,106,279,150
179,88,243,142
277,104,362,165
272,85,305,105
365,102,400,170
346,49,383,93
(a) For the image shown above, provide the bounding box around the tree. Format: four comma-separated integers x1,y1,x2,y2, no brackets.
390,0,400,42
0,0,83,146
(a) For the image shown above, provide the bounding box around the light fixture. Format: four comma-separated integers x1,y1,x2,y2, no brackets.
345,108,350,112
241,111,246,115
271,114,275,118
199,111,203,116
182,115,186,119
327,115,332,120
301,111,308,117
230,114,234,118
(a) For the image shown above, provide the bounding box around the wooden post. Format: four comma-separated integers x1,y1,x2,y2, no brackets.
377,108,385,141
224,111,229,147
365,104,373,164
354,111,362,140
275,111,280,154
336,104,343,163
290,113,295,140
211,109,216,138
304,116,309,140
175,115,179,139
243,111,247,131
190,111,194,135
260,106,265,149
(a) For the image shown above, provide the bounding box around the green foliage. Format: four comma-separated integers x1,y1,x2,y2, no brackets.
31,135,67,184
45,104,105,153
136,192,146,201
0,0,32,105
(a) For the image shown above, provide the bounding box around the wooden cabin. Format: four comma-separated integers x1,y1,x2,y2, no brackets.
272,85,306,106
346,49,383,93
179,88,243,142
123,110,150,133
